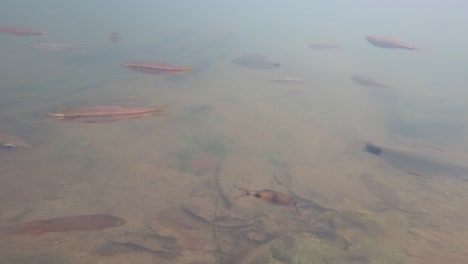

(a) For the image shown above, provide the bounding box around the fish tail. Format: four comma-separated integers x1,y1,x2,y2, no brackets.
233,185,253,199
151,106,167,116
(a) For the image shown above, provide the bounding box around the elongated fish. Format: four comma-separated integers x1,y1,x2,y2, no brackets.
122,61,191,75
232,54,280,69
0,26,46,36
48,105,165,123
271,77,308,85
366,35,421,50
308,42,340,50
364,142,468,180
29,42,86,52
351,75,389,89
2,214,125,235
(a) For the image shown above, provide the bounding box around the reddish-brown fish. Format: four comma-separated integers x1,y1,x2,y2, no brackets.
2,214,125,235
48,105,166,123
366,35,420,50
236,187,297,206
0,26,47,36
121,61,191,75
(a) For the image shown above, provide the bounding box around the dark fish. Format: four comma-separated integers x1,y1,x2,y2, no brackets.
351,75,389,89
109,31,120,43
366,35,421,50
232,54,280,69
308,42,340,50
2,214,125,235
364,142,468,180
235,187,296,206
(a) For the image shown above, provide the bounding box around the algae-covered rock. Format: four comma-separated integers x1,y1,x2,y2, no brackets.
240,235,412,264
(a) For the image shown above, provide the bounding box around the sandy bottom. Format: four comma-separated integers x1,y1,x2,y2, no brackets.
1,59,468,264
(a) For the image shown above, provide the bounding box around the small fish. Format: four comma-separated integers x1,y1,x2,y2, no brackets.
235,186,296,206
232,54,280,69
0,134,31,150
366,35,421,51
109,31,121,43
308,42,340,50
2,214,126,235
351,75,389,89
0,26,47,36
122,61,191,75
28,42,86,52
48,105,166,123
271,77,308,85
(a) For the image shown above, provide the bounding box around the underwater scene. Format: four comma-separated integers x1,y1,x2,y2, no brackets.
1,0,468,263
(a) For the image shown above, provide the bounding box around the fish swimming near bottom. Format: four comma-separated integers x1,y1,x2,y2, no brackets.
48,105,166,123
351,75,390,89
308,42,340,50
271,77,308,85
1,214,126,235
364,141,468,180
366,35,421,51
366,35,421,50
232,54,280,69
235,187,297,206
0,134,31,150
29,42,86,52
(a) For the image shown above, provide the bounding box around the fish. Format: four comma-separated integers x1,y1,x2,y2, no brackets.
121,61,191,75
2,214,125,235
48,105,166,123
308,42,340,50
366,35,421,50
109,31,121,43
232,54,280,69
364,142,468,180
235,186,296,206
28,42,86,52
351,75,389,89
271,77,308,85
0,134,31,150
0,26,47,36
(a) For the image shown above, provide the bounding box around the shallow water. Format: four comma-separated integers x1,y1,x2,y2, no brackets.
1,1,468,263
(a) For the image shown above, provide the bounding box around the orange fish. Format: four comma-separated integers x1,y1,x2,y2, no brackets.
235,187,297,206
122,61,191,75
0,26,47,36
366,35,420,50
2,214,125,235
48,105,165,123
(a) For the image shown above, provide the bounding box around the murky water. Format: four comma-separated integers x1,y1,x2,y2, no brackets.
1,1,468,263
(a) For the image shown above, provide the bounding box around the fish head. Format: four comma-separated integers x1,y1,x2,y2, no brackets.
1,143,17,150
47,113,65,119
